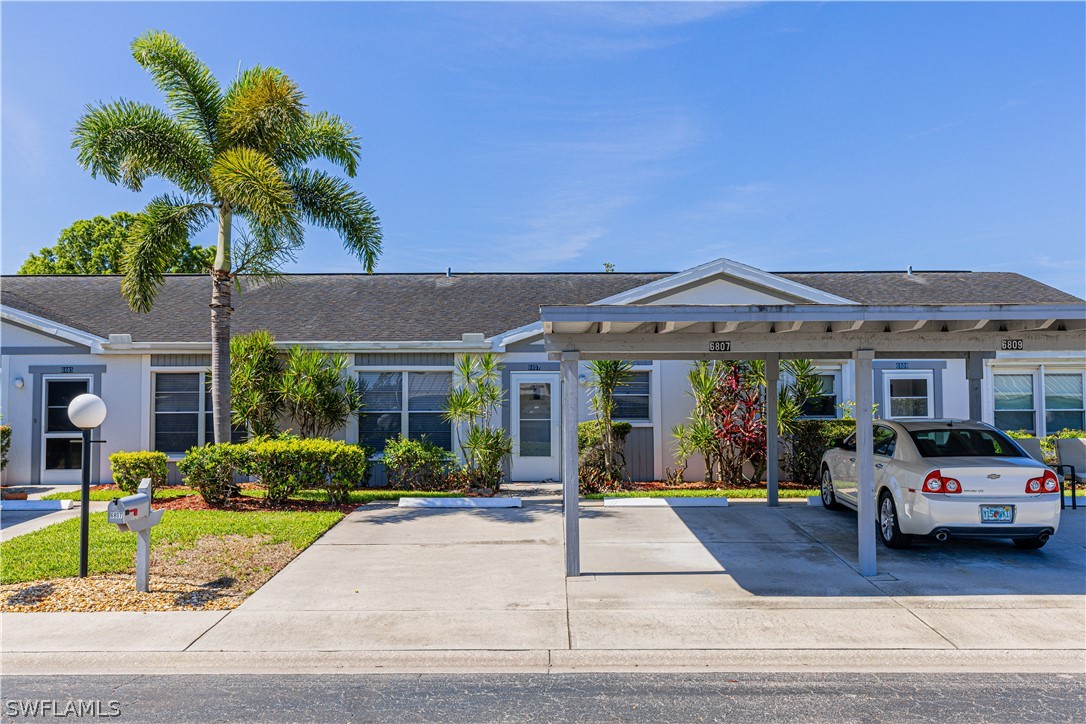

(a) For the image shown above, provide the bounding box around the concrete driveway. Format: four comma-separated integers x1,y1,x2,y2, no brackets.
183,498,1085,656
5,497,1083,674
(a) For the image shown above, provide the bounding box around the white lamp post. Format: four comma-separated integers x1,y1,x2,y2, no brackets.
68,393,107,578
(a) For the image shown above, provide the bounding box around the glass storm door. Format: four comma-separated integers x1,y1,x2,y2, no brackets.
41,377,90,484
510,373,561,482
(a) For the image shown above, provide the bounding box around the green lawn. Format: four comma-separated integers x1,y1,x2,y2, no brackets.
0,510,342,585
41,487,197,502
585,488,818,500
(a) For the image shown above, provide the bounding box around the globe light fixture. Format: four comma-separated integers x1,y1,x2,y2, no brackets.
67,393,107,430
67,393,107,577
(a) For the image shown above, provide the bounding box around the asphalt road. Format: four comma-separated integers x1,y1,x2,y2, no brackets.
2,673,1083,723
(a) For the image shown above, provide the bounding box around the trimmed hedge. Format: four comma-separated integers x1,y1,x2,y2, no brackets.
177,444,241,506
108,450,168,495
382,435,454,491
245,438,371,504
786,419,856,486
577,420,633,452
178,439,372,505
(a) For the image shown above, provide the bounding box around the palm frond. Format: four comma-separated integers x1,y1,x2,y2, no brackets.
276,111,361,177
219,66,305,154
122,195,213,312
210,147,299,237
72,100,211,194
131,30,222,147
230,218,302,284
287,168,382,272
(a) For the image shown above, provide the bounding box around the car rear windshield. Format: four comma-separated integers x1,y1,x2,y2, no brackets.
908,428,1022,458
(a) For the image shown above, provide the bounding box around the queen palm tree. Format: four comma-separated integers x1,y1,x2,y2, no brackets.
73,30,381,443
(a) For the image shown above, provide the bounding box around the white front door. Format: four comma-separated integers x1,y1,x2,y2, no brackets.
510,373,561,481
41,376,90,484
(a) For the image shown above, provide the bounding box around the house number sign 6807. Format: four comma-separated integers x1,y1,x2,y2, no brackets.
708,341,732,352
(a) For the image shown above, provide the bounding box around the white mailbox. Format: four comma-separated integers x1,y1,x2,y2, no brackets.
106,478,164,592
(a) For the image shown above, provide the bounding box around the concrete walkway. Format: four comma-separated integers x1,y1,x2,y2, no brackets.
3,499,1084,674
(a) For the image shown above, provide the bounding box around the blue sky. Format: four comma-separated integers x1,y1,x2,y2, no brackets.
3,1,1084,296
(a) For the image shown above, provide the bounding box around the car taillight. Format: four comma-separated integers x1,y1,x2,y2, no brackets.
1026,470,1061,494
922,470,962,494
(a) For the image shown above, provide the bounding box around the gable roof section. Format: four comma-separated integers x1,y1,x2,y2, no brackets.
597,258,858,306
1,267,1079,346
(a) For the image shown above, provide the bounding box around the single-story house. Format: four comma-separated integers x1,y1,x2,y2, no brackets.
1,257,1083,486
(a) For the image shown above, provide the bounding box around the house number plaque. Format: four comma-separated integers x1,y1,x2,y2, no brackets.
1000,339,1024,351
708,341,732,352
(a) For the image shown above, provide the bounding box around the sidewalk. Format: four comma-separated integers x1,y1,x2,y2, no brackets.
3,499,1084,674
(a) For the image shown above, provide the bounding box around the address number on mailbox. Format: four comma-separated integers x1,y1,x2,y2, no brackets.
708,341,732,352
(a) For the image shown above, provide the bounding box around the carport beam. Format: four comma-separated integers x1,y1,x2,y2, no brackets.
765,354,780,507
561,352,581,577
854,349,877,577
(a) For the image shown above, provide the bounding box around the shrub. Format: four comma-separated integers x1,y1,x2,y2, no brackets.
108,451,168,494
230,330,284,437
786,419,856,486
177,444,242,505
0,424,10,471
1007,428,1086,466
578,420,632,494
279,347,362,438
383,435,454,491
443,354,512,490
244,437,371,504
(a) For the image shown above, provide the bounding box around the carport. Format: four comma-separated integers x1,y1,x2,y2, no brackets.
541,302,1086,577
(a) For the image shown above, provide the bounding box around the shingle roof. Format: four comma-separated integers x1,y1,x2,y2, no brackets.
0,273,668,342
775,271,1083,306
1,270,1079,344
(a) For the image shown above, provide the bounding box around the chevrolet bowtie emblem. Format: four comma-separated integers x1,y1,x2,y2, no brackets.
987,473,1001,479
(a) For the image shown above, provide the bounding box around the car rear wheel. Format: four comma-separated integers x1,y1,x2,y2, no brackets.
1013,536,1048,550
821,467,843,510
878,490,912,549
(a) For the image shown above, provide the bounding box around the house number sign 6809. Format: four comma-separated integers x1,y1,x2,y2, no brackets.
1000,339,1024,351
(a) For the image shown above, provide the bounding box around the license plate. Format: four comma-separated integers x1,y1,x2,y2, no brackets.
980,505,1015,523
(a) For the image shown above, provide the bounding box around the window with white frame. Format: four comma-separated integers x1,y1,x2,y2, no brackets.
153,372,246,454
800,372,839,418
613,370,650,421
1044,372,1085,433
357,371,452,451
884,372,934,419
994,373,1036,433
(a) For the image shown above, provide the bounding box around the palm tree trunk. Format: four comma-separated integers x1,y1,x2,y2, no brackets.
210,207,233,444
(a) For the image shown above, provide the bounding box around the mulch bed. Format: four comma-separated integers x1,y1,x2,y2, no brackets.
156,493,358,514
625,481,815,492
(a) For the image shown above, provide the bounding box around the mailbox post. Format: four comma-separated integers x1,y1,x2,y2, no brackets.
106,478,164,592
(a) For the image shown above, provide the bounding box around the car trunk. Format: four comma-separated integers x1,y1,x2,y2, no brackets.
925,456,1047,496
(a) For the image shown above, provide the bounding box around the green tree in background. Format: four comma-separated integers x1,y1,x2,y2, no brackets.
72,30,382,444
18,212,214,275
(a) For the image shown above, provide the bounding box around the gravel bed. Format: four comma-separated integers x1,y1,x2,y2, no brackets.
0,533,297,612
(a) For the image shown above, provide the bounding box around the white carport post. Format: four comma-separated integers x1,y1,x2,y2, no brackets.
765,354,780,507
853,349,877,577
561,351,581,577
